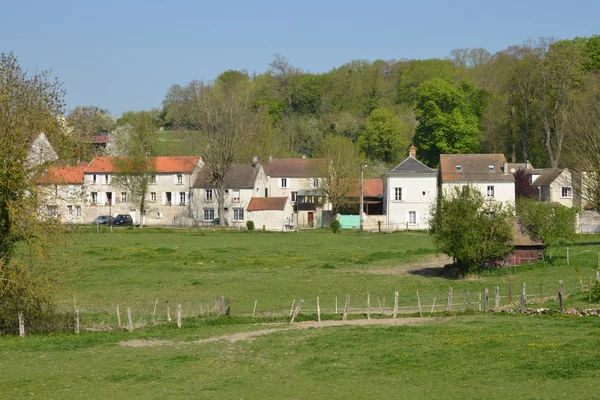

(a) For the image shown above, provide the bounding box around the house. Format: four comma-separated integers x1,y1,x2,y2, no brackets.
26,132,58,169
263,157,327,228
526,168,573,208
82,156,202,226
191,162,267,227
38,163,87,223
439,154,515,208
385,146,437,230
246,197,294,231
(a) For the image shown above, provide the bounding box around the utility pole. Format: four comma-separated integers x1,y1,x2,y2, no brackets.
360,162,365,233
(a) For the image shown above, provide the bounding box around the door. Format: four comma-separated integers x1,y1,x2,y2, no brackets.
308,212,314,226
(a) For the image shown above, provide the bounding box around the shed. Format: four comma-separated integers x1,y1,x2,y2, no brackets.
506,220,544,265
246,197,294,231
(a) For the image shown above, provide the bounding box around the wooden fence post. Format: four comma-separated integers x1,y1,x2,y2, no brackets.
559,280,565,298
316,297,321,322
508,282,513,303
417,291,423,318
335,297,338,314
367,292,371,320
74,309,80,335
152,298,158,321
589,278,593,303
177,304,182,328
252,300,258,317
430,297,436,314
378,297,383,316
166,301,171,322
393,291,399,319
445,287,453,314
18,311,25,338
116,304,121,328
478,293,482,312
520,283,526,314
466,289,471,311
558,291,564,313
127,307,133,332
596,271,599,282
484,288,489,313
289,299,296,317
343,295,350,321
494,286,500,309
290,299,304,323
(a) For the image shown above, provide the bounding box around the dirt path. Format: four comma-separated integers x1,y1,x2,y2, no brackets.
119,317,432,348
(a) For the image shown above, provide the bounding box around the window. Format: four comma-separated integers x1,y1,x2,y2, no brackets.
203,209,214,221
150,192,156,202
92,174,97,184
561,186,572,198
232,190,240,202
121,192,127,202
67,205,73,216
488,165,495,171
75,206,81,217
291,191,298,203
104,174,110,184
456,165,462,171
206,189,213,202
149,175,157,184
105,192,112,205
179,192,186,205
233,208,244,221
310,178,319,188
487,185,495,198
224,189,229,196
176,174,183,185
91,192,98,204
47,205,58,217
279,178,288,188
408,211,417,224
394,187,403,201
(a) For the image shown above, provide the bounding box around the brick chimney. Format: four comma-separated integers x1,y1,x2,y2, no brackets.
409,145,417,158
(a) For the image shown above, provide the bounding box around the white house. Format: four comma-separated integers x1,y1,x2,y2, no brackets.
439,154,515,208
82,156,202,226
26,132,58,169
191,162,267,227
385,146,437,230
38,163,87,223
526,168,573,208
246,197,294,231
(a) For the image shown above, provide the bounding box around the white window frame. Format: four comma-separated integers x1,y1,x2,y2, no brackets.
291,191,298,203
279,178,288,188
150,192,156,202
233,208,244,221
232,190,240,202
91,192,98,204
47,205,58,217
121,192,127,202
408,211,417,224
75,206,81,217
67,205,73,216
149,174,157,184
206,189,213,202
176,174,183,185
394,187,402,201
561,186,572,198
486,185,495,199
104,174,110,184
203,208,214,221
92,174,97,185
179,192,186,206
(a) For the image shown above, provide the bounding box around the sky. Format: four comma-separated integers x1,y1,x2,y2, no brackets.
2,0,599,116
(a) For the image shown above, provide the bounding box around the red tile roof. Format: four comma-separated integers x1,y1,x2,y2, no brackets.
263,158,326,178
347,179,384,197
85,156,200,173
39,164,86,185
247,197,289,211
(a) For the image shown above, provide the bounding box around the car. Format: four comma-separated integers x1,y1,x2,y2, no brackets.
113,214,133,226
93,215,114,225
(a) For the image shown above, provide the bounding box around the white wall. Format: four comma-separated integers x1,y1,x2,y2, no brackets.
442,181,515,210
386,174,437,230
247,201,294,231
549,170,573,207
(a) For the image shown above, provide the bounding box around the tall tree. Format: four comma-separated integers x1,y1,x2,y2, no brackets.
359,108,410,164
66,106,116,161
413,79,484,166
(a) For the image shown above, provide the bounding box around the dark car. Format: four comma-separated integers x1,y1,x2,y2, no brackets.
113,214,133,226
93,215,114,225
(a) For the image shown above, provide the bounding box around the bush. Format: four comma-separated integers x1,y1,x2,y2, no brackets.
331,220,341,233
246,221,255,231
516,198,577,246
591,281,600,303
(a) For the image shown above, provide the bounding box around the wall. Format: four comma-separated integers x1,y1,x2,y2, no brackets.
386,174,437,230
247,201,294,231
548,170,573,207
38,184,86,224
443,181,515,210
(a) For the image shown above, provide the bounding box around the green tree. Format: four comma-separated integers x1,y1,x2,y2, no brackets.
359,108,410,164
413,79,484,167
430,186,513,271
516,198,577,247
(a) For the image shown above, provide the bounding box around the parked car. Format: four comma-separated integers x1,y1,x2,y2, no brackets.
113,214,133,226
93,215,114,225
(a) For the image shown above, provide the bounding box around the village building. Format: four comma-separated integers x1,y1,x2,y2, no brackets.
38,163,87,223
246,197,294,231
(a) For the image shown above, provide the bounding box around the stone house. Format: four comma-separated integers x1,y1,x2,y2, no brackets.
439,154,515,209
385,146,437,230
26,132,58,169
191,162,267,227
526,168,573,208
38,163,87,223
246,197,294,231
82,156,202,226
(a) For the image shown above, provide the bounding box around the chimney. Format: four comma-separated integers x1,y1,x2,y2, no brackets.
503,160,508,175
409,145,417,158
252,156,258,166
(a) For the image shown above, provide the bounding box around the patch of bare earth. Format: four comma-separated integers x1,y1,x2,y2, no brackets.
118,318,434,348
369,254,453,276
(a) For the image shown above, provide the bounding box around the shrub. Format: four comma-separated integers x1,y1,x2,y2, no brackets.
246,221,255,231
516,198,577,246
331,220,341,233
591,281,600,303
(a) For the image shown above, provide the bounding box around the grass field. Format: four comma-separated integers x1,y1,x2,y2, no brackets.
153,130,202,156
4,229,600,399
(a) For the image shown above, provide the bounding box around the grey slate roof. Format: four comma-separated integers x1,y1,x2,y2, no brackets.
440,154,514,183
193,164,260,189
387,156,436,175
527,169,565,186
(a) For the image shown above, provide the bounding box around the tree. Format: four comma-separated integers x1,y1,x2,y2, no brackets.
314,136,360,214
66,106,116,161
111,111,157,229
185,80,263,226
514,169,536,198
516,198,577,247
413,79,484,167
429,186,513,271
359,108,410,164
0,53,65,333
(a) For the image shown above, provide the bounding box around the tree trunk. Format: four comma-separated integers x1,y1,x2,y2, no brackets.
217,184,225,227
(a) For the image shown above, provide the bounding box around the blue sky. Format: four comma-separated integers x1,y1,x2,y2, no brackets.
2,0,598,116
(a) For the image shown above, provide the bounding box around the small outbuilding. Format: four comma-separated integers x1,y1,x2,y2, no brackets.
246,197,294,231
505,220,544,265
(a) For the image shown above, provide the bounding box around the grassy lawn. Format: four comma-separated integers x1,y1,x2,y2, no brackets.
153,130,203,156
1,314,599,399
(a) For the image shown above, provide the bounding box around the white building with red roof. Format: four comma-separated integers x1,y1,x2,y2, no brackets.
38,163,87,222
246,197,294,231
